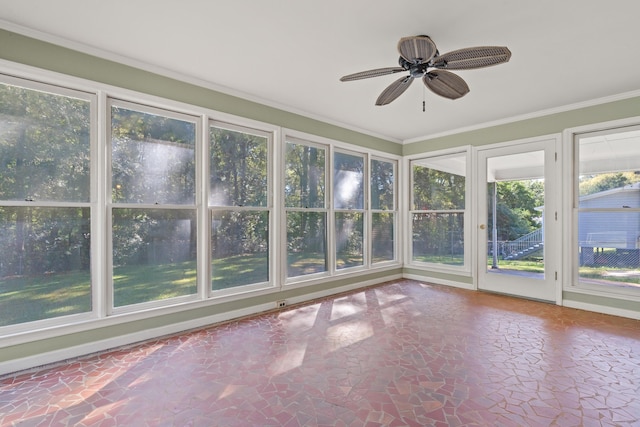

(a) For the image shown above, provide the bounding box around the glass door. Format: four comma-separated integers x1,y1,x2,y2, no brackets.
476,137,560,302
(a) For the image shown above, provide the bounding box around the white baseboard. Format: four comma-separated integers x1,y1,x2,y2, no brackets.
0,274,402,377
562,300,640,320
405,274,640,320
0,302,274,377
285,273,403,306
402,273,475,290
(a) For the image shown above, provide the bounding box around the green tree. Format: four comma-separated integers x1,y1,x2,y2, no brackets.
285,143,325,254
489,180,544,241
412,166,465,260
579,172,640,196
371,159,394,210
209,127,268,258
111,106,195,205
0,83,91,276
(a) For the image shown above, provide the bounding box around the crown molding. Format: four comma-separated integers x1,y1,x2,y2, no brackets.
403,89,640,145
0,20,401,145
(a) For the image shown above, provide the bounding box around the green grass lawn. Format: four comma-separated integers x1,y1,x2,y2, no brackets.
0,253,269,326
490,259,640,285
113,260,197,306
212,253,268,290
412,254,464,266
287,252,327,276
0,270,91,327
4,252,638,326
579,266,640,285
489,259,545,274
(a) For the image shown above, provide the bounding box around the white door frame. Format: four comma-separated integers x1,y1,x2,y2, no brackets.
474,135,562,304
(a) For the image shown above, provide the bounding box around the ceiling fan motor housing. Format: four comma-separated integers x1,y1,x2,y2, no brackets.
399,56,435,78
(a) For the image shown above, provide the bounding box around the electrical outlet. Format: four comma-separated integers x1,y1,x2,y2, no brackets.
276,300,287,308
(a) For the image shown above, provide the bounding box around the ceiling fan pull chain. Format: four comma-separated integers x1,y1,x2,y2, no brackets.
423,86,426,112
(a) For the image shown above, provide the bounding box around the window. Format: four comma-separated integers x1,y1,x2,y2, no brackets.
0,78,93,326
574,126,640,294
109,101,198,308
370,158,396,263
334,151,365,270
0,69,401,340
209,123,271,291
285,139,327,278
411,153,466,267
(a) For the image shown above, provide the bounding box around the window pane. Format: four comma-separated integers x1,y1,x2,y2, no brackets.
111,106,196,204
287,212,326,277
413,164,465,210
371,159,394,210
578,212,640,289
0,207,91,326
112,208,197,307
412,213,464,265
372,212,395,263
577,129,640,290
212,210,269,290
285,142,325,208
577,128,640,201
578,128,640,189
335,212,363,269
334,152,364,210
210,127,268,207
0,83,90,202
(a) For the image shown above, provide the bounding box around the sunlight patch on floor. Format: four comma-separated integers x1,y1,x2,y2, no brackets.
267,341,308,377
324,320,373,353
218,384,243,400
330,292,366,321
278,303,321,332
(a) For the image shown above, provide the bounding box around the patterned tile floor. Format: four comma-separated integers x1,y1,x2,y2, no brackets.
1,280,639,426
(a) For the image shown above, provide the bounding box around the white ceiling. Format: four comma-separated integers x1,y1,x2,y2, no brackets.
1,0,640,143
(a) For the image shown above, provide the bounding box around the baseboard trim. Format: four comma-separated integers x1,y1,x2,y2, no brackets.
0,274,402,377
402,273,475,291
286,273,404,306
562,300,640,320
0,302,272,377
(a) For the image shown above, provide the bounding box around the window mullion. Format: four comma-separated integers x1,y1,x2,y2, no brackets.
95,90,108,319
198,115,209,301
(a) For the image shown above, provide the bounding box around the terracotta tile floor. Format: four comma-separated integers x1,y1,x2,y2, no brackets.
1,280,639,426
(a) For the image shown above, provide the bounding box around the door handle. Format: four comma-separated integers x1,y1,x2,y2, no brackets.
479,224,486,229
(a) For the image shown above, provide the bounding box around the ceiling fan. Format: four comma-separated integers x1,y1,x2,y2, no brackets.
340,35,511,106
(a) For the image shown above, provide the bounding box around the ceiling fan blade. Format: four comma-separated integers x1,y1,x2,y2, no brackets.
397,35,437,64
376,76,414,105
432,46,511,70
423,70,469,100
340,67,406,81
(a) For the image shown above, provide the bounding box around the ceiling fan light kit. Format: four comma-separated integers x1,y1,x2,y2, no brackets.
340,35,511,106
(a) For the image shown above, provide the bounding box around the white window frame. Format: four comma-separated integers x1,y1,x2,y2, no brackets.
207,120,276,297
333,147,368,273
406,148,472,275
282,130,402,288
0,74,99,334
0,61,402,353
107,98,203,315
282,135,330,284
369,156,398,266
564,118,640,302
